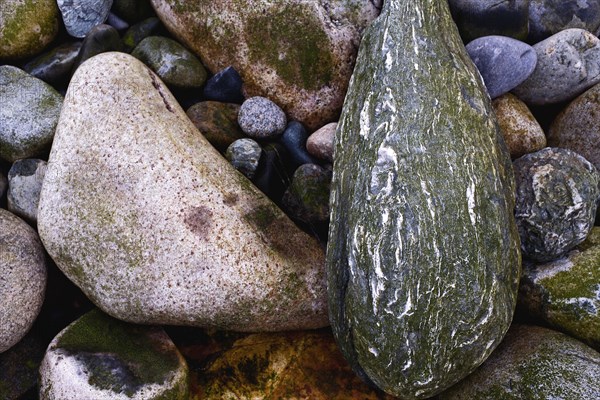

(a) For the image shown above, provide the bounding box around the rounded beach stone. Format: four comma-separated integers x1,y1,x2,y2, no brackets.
23,41,83,86
57,0,113,38
514,147,600,262
202,66,244,104
7,159,47,223
466,36,536,99
307,122,336,162
279,121,318,168
513,28,600,105
0,66,63,163
0,208,46,353
132,36,207,89
122,17,162,53
186,101,244,153
0,0,59,60
238,97,287,139
282,164,331,224
225,139,262,180
72,24,122,72
39,309,189,400
438,324,600,399
492,93,546,159
528,0,600,43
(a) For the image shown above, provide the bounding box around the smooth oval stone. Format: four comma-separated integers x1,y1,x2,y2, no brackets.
132,36,207,89
0,209,46,353
307,122,336,163
238,97,287,139
57,0,113,38
513,28,600,105
0,0,59,60
282,164,331,224
549,82,600,172
492,93,546,159
466,36,537,99
186,101,244,153
279,121,319,168
448,0,529,42
514,147,600,262
122,17,162,53
529,0,600,43
23,41,83,86
112,0,155,23
0,66,63,163
37,52,328,331
72,24,122,72
7,159,47,223
39,309,189,400
519,227,600,350
439,324,600,399
226,138,262,180
202,66,245,104
106,12,129,32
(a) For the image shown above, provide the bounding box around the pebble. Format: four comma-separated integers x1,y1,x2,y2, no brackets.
238,97,287,139
57,0,113,38
307,122,336,162
528,0,600,43
23,41,83,87
0,66,63,162
72,24,123,72
186,101,245,153
513,28,600,105
106,12,130,32
0,209,47,353
282,164,331,224
514,147,600,262
225,139,262,180
279,121,319,168
122,17,163,53
466,35,536,99
39,309,189,400
7,159,48,223
202,66,245,104
492,93,546,159
132,36,207,89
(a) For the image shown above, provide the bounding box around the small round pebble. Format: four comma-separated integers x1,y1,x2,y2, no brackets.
514,147,600,262
57,0,113,38
203,66,245,104
238,97,287,139
282,164,331,224
280,121,318,168
307,122,336,162
529,0,600,43
226,139,262,180
7,159,48,223
72,24,123,72
187,101,245,153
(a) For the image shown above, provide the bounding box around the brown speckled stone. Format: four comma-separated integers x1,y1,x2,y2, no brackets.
307,122,336,162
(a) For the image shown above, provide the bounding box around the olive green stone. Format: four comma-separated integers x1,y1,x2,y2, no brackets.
122,17,162,53
186,101,244,153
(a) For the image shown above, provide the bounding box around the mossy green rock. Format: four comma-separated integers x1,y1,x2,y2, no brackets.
39,309,189,399
439,324,600,399
186,101,245,153
327,1,521,398
518,227,600,349
150,0,381,130
37,52,328,331
0,0,59,60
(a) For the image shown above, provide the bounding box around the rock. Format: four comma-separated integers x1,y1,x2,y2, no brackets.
122,17,162,53
548,82,600,172
0,66,63,163
0,329,47,399
37,52,328,331
132,36,207,89
282,164,331,224
186,101,244,153
39,309,189,400
307,122,336,162
7,159,47,223
279,121,318,168
492,93,546,159
529,0,600,43
438,324,600,399
202,66,244,104
466,36,537,99
106,12,129,32
448,0,529,42
518,227,600,349
57,0,113,38
0,0,59,60
514,147,600,262
23,41,83,86
0,171,6,199
512,29,600,105
225,139,262,180
112,0,155,24
238,97,287,139
327,1,520,398
150,0,381,130
0,209,46,353
72,24,122,72
251,143,293,205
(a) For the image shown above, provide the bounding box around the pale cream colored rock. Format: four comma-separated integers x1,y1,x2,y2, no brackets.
307,122,337,162
37,52,328,331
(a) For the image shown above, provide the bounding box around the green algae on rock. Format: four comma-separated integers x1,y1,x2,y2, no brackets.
327,1,521,398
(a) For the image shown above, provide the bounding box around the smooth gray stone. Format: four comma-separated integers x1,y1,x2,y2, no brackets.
72,24,122,72
7,159,47,223
226,138,262,180
529,0,600,43
282,164,331,224
466,35,536,99
238,97,287,139
57,0,113,38
23,41,82,86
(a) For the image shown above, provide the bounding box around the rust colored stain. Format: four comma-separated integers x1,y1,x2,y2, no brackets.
184,206,213,238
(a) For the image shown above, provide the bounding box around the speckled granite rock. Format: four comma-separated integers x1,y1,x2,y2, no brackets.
238,97,287,139
39,309,189,400
57,0,113,38
528,0,600,43
514,147,600,262
307,122,336,162
327,1,520,398
226,139,262,180
438,324,600,399
0,209,46,353
150,0,381,130
186,101,244,153
7,159,47,223
38,52,328,331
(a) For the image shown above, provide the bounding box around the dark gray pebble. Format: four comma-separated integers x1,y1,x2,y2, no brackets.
72,24,122,72
122,17,162,53
251,143,293,204
529,0,600,43
226,139,262,180
23,41,82,86
203,66,245,104
279,121,319,168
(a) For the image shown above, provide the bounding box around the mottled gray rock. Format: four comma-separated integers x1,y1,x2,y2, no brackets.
72,24,122,71
37,52,328,331
225,139,262,180
327,1,520,398
514,147,600,262
0,209,46,353
132,36,207,89
23,41,83,86
0,171,6,199
282,164,331,224
57,0,113,38
0,66,63,163
7,159,47,223
439,324,600,399
466,36,536,99
529,0,600,43
307,122,336,162
186,101,244,153
238,97,287,139
39,309,189,400
492,93,546,159
513,29,600,105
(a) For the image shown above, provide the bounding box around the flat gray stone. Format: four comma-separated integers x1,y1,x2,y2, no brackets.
238,97,287,139
57,0,113,38
7,159,47,223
